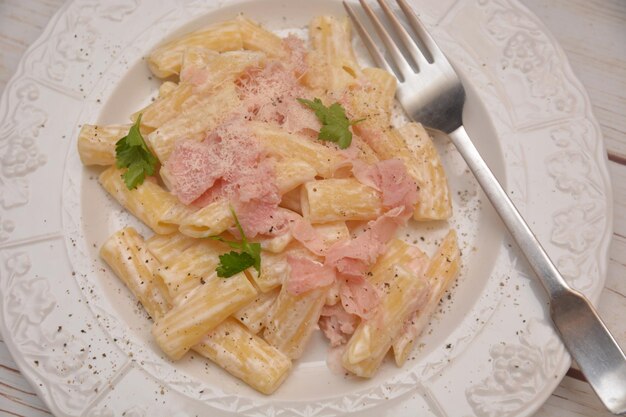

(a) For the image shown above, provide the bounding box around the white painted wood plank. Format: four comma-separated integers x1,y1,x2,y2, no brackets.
0,339,52,417
0,0,66,92
600,237,626,343
536,377,616,417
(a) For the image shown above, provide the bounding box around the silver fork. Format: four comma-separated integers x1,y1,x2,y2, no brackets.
344,0,626,414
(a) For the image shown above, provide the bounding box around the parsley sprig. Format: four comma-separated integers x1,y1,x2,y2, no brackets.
115,114,158,189
297,98,363,149
210,208,261,278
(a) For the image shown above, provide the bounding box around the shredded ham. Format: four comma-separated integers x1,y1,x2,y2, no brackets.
191,179,227,208
282,34,308,77
325,206,406,276
237,62,320,135
164,140,220,204
290,217,329,256
286,256,336,296
165,120,283,237
352,158,419,213
319,303,360,347
338,274,380,319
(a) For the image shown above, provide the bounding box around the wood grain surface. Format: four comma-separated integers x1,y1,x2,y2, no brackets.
0,0,624,415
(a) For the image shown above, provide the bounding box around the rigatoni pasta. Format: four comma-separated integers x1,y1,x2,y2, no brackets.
152,271,257,360
147,83,240,162
148,19,243,77
78,124,131,166
301,178,383,223
99,166,195,234
101,227,290,394
82,13,461,395
392,230,461,366
264,284,330,359
342,265,429,377
193,318,291,394
100,227,170,320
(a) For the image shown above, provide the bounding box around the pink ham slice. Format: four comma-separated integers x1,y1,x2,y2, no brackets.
237,62,320,135
164,140,220,205
234,205,297,238
338,274,380,319
325,206,405,276
290,217,329,256
165,120,284,238
319,303,360,347
352,158,418,213
282,34,308,77
286,255,336,296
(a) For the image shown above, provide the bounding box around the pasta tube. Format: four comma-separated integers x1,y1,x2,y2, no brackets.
264,284,329,359
158,81,178,98
251,122,345,178
369,239,429,286
348,67,396,132
274,158,317,195
392,230,460,366
133,83,194,130
99,167,195,235
77,124,130,166
152,272,257,360
304,16,361,95
156,239,227,302
360,122,452,220
236,16,285,58
178,199,233,238
148,20,243,78
301,179,383,223
145,233,197,265
193,318,291,394
100,228,170,320
394,123,452,220
342,265,429,377
146,83,240,162
234,288,280,334
180,49,265,93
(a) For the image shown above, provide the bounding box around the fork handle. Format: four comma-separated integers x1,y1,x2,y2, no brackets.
450,125,626,415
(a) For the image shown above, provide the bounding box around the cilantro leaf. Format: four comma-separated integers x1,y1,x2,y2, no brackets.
115,114,157,189
216,251,255,278
297,98,361,149
210,207,262,278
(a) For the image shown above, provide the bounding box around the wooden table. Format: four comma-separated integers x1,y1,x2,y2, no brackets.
0,0,624,415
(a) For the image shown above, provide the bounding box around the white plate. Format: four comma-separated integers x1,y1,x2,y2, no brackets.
0,0,612,416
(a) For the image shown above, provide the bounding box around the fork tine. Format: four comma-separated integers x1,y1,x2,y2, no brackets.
343,1,396,76
356,0,414,80
396,0,445,63
375,0,430,70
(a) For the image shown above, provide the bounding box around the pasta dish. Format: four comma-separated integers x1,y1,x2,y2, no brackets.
76,15,460,394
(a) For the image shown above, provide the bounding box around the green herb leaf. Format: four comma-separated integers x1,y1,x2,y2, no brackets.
114,114,157,189
216,251,256,278
210,207,262,278
297,98,361,149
